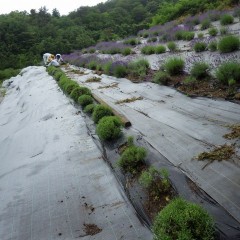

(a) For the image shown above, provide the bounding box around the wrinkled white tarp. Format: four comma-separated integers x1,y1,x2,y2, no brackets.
0,66,152,240
65,65,240,224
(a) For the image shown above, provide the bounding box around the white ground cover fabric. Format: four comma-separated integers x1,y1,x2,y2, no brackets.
65,65,240,224
0,66,152,240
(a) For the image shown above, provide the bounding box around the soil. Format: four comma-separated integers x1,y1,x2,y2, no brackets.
162,75,239,102
118,141,176,221
143,184,176,221
83,223,102,236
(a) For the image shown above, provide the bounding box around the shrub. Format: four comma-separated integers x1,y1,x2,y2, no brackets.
103,62,112,75
78,94,93,107
89,48,95,54
208,41,218,51
228,78,236,87
164,58,185,76
70,87,91,102
175,31,183,40
84,103,95,114
155,45,166,54
209,12,221,21
113,65,128,78
208,28,218,36
96,64,103,71
127,136,134,146
143,32,149,38
218,35,240,53
96,116,122,140
123,38,138,46
197,33,204,39
139,167,170,194
64,82,78,95
183,76,197,87
92,105,113,123
153,71,170,85
167,42,177,52
153,198,214,240
220,14,234,25
233,6,240,18
190,62,209,79
147,37,157,43
194,42,207,52
54,71,64,81
87,61,97,70
118,146,147,174
192,17,200,25
0,68,20,82
141,45,155,55
220,27,228,35
182,31,195,41
58,75,69,90
201,19,211,30
122,47,132,56
216,62,240,85
128,59,150,80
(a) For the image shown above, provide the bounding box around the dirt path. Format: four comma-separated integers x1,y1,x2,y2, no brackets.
0,66,152,240
64,65,240,224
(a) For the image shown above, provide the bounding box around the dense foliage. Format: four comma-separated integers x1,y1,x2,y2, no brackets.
1,0,238,71
0,0,164,70
151,0,238,25
96,116,123,140
153,198,214,240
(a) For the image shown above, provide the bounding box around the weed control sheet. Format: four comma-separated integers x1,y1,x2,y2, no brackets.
0,66,152,240
65,65,240,226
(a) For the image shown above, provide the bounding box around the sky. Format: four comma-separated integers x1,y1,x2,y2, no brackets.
0,0,107,15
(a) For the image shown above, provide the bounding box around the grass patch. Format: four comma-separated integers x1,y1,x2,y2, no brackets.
115,96,143,104
224,124,240,139
197,144,235,161
86,77,101,82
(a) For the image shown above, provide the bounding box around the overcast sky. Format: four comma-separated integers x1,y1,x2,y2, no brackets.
0,0,107,15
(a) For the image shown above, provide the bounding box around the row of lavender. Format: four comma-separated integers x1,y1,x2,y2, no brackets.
62,52,240,88
81,6,240,55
